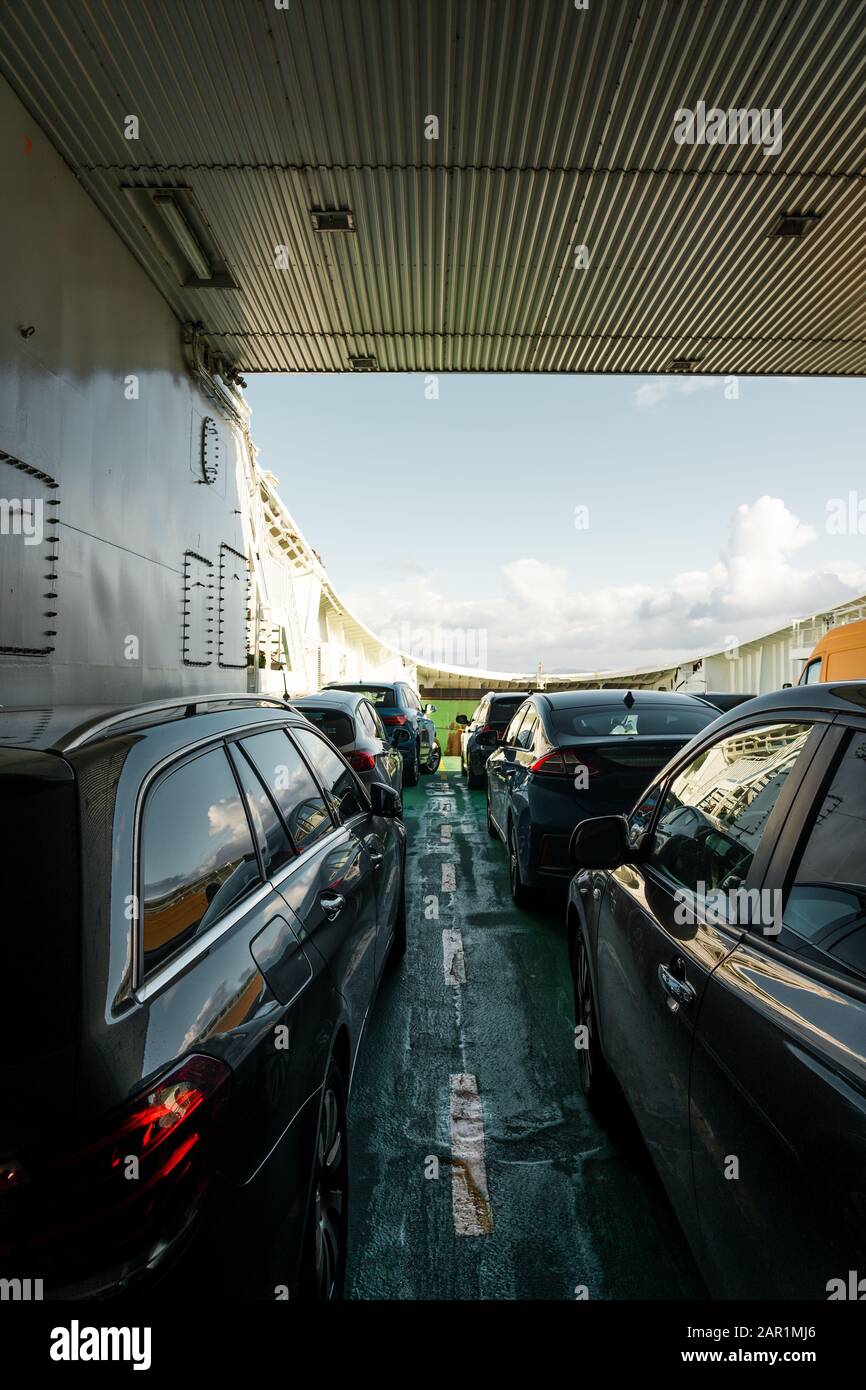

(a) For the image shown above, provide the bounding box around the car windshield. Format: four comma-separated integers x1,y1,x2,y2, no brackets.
296,707,355,747
549,704,717,738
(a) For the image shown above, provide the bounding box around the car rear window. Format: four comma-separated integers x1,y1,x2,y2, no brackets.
549,704,717,738
296,707,355,748
335,685,396,706
489,697,526,724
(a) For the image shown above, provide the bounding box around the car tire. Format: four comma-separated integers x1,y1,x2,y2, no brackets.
466,759,484,790
422,742,441,774
389,853,407,963
486,790,498,838
461,751,467,778
508,822,535,907
300,1058,349,1300
572,929,615,1114
402,744,419,787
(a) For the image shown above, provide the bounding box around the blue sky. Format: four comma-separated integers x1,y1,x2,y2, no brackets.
244,373,866,672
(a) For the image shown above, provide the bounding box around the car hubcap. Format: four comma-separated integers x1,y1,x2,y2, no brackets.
314,1087,345,1299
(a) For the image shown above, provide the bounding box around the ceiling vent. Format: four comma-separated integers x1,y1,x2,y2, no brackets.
311,209,356,233
770,211,822,240
348,355,377,371
668,356,703,373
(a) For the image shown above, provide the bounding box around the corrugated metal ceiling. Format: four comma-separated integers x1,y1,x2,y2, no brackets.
3,0,866,373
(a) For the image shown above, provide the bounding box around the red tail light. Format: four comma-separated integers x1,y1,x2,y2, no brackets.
529,751,607,779
348,750,376,772
382,714,407,726
0,1054,230,1286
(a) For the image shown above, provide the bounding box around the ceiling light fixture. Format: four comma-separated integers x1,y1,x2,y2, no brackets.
311,209,356,233
153,193,212,279
770,210,822,240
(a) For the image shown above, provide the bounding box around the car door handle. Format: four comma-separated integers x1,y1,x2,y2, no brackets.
319,891,346,921
367,846,384,869
658,959,696,1010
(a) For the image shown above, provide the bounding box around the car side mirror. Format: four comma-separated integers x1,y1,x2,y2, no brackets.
477,729,499,749
570,815,631,870
455,714,469,726
370,780,401,818
424,703,437,714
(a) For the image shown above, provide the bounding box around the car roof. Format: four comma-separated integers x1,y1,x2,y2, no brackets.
293,690,365,713
0,695,303,754
488,689,530,700
536,689,709,710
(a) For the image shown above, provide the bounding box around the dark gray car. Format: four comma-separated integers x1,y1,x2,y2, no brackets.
457,690,529,788
0,694,406,1300
568,681,866,1299
292,690,404,808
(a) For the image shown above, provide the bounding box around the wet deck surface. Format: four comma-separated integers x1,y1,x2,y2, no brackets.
346,765,706,1300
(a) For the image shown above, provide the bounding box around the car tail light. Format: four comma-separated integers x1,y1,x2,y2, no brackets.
0,1054,230,1285
382,714,407,726
529,751,608,779
348,750,376,772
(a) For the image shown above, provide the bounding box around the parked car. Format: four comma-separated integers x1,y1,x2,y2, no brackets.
567,681,866,1299
324,681,440,785
291,689,403,807
0,694,406,1301
693,690,756,713
457,690,529,788
486,690,719,905
799,615,866,684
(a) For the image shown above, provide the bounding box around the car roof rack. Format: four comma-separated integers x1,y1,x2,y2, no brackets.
62,693,297,751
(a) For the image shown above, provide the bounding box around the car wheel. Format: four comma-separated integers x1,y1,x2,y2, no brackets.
389,853,407,963
426,742,441,773
402,744,419,787
486,790,498,838
508,823,535,907
302,1059,348,1300
461,751,467,778
466,758,484,790
572,929,614,1113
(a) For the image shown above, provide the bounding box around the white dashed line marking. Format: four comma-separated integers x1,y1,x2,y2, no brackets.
449,1073,494,1235
441,822,452,840
442,928,466,984
441,862,456,892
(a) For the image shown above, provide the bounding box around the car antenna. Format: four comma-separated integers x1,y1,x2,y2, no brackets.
623,690,635,708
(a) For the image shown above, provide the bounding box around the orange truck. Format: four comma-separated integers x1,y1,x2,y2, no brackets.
799,617,866,684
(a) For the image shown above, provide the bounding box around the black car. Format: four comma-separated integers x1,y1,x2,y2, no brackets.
457,690,529,788
568,681,866,1299
0,694,406,1300
694,690,756,713
486,690,719,905
323,681,440,785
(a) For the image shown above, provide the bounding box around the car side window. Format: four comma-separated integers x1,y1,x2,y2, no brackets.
628,784,663,848
473,701,487,728
774,731,866,982
240,728,333,853
504,704,529,745
647,723,813,899
141,746,262,975
229,744,295,876
356,701,374,737
360,701,382,739
294,726,369,821
516,710,539,749
801,658,822,686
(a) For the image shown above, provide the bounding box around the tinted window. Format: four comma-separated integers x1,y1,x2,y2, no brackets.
231,746,294,876
295,727,368,821
516,711,539,749
549,703,716,738
332,684,395,706
241,728,332,852
296,706,355,748
472,701,488,727
489,696,526,726
142,747,261,974
648,723,812,898
504,704,530,744
776,733,866,981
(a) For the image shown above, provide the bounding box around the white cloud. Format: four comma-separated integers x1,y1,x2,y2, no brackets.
633,374,727,409
343,496,866,675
